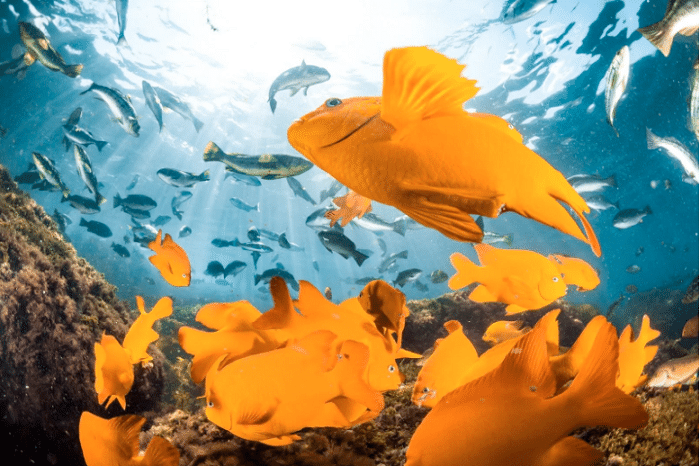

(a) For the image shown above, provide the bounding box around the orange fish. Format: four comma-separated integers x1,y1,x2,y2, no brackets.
482,320,531,346
549,315,608,389
79,411,179,466
148,229,191,287
449,243,567,314
414,310,561,408
94,332,134,410
178,300,281,383
548,254,600,291
356,279,414,351
204,330,384,445
122,296,172,366
616,314,660,393
405,321,648,466
682,315,699,338
287,46,600,256
325,190,373,227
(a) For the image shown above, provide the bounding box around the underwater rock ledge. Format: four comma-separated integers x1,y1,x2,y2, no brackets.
0,164,165,465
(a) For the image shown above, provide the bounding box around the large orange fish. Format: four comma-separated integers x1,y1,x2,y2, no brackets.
204,330,384,445
122,296,172,366
287,46,600,256
405,322,648,466
148,229,191,286
616,314,660,393
548,254,600,291
79,411,179,466
325,190,373,227
449,243,567,314
94,332,134,410
178,300,281,383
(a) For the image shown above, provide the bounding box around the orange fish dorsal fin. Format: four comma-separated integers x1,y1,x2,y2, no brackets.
469,113,523,143
550,315,606,387
148,229,163,252
472,243,496,266
141,436,180,466
381,46,478,139
294,280,335,319
253,277,302,330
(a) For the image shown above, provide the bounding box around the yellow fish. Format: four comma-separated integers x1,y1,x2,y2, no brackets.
122,296,172,366
405,322,648,466
325,190,373,227
178,300,281,383
449,243,567,314
204,330,384,446
482,319,531,346
647,353,699,388
548,254,600,291
79,411,179,466
287,46,600,256
94,332,133,410
148,229,191,287
616,314,660,393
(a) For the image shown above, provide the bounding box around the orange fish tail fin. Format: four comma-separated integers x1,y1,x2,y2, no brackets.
566,323,648,430
150,296,174,321
537,436,604,466
253,276,302,330
141,436,180,466
550,315,607,388
336,340,385,414
381,46,478,138
448,252,481,290
534,309,561,357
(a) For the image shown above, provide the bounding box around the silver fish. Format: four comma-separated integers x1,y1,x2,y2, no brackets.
229,197,259,212
286,177,316,205
231,239,273,253
152,86,203,132
81,82,139,136
225,168,262,186
690,64,698,139
378,250,408,274
638,0,699,57
351,212,406,236
74,145,106,205
475,217,513,246
604,45,630,137
430,270,449,284
126,174,139,190
254,267,299,291
626,264,641,274
647,128,699,183
647,354,699,388
18,22,82,78
278,232,304,251
79,218,112,238
319,179,343,202
171,191,192,220
258,229,281,242
63,107,108,151
61,194,100,214
178,225,192,238
584,194,619,212
268,60,331,113
204,141,313,180
115,0,128,46
501,0,556,24
223,260,246,279
612,206,652,229
142,80,163,131
113,193,157,211
157,168,210,188
32,152,70,198
568,174,617,194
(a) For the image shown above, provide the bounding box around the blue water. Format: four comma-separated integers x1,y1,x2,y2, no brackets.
0,0,697,325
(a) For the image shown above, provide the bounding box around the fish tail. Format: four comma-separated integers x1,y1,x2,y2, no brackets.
503,233,513,246
566,322,648,430
336,340,385,414
203,141,224,162
192,117,204,132
95,140,108,151
392,218,407,236
177,327,215,383
638,21,673,57
141,437,180,466
95,193,106,205
550,315,607,389
269,96,277,114
646,128,661,149
79,217,88,227
113,193,122,208
117,34,128,47
353,249,369,266
200,169,210,181
64,63,83,78
150,296,174,321
447,252,480,290
643,205,652,215
545,183,602,256
79,82,96,95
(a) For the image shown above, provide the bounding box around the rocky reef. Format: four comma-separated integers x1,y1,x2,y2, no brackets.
0,165,166,465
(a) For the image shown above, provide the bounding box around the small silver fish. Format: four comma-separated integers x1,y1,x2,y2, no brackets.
142,80,163,131
604,46,630,137
178,225,192,238
351,212,406,236
638,0,699,57
19,22,82,78
393,268,422,288
585,194,619,212
501,0,556,24
152,86,203,132
229,197,259,212
569,174,617,194
80,82,139,137
74,145,106,205
626,264,641,274
612,206,652,229
690,64,698,139
268,60,331,113
647,128,699,183
157,168,210,188
61,194,101,214
32,152,70,198
286,176,316,205
115,0,129,46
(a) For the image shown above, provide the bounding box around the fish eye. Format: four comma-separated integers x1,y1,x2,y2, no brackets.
552,276,559,282
325,98,342,107
422,387,430,393
388,365,396,373
207,401,214,408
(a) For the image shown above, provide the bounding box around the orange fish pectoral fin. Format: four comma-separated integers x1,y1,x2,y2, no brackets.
381,46,478,139
468,284,497,303
259,435,300,446
141,436,180,466
236,398,279,426
539,436,604,466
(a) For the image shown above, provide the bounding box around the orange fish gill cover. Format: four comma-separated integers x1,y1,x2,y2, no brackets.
287,46,601,256
122,296,173,366
148,229,191,287
94,332,134,410
548,254,600,291
405,320,647,466
616,314,661,394
448,243,567,314
79,411,179,466
325,190,373,227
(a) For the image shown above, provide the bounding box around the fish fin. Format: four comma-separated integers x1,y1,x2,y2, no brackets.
177,327,220,384
679,25,699,36
398,196,485,243
148,229,163,251
116,395,127,410
550,315,606,388
303,86,309,96
269,97,277,113
11,44,24,59
533,308,561,357
253,276,301,330
381,46,479,139
336,340,385,414
23,52,35,66
62,136,71,151
38,38,49,50
150,296,174,321
538,436,603,466
259,435,299,446
141,436,180,466
236,399,279,425
504,303,528,314
448,252,480,290
395,348,422,359
108,414,145,457
289,87,300,97
117,34,128,47
469,284,497,303
294,280,333,318
637,21,674,57
95,140,108,151
64,64,83,78
567,322,649,429
469,112,523,143
202,141,225,162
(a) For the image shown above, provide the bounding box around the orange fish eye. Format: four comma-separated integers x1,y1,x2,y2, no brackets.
207,401,215,408
388,365,396,373
325,97,342,107
552,276,559,282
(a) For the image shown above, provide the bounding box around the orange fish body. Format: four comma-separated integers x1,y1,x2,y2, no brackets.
616,314,660,393
122,296,173,366
79,411,179,466
449,244,567,314
549,254,600,291
148,229,191,287
204,330,384,445
288,46,600,256
94,333,134,410
178,301,281,383
405,322,647,466
482,319,531,345
326,190,373,227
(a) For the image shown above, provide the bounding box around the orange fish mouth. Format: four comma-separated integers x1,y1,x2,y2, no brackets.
321,112,379,148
